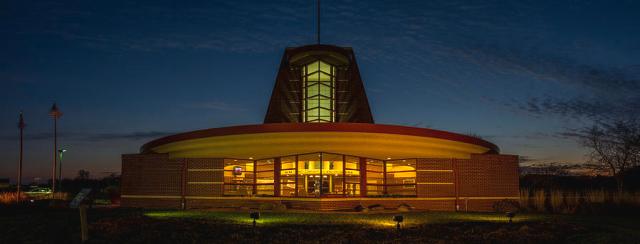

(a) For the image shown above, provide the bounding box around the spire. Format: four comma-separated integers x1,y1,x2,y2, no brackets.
317,0,320,44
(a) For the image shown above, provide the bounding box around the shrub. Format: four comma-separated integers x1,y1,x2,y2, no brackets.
397,203,413,212
367,204,384,211
258,202,275,210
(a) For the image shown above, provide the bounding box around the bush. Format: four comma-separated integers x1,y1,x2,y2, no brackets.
367,204,384,211
258,203,275,210
397,203,413,212
273,202,287,212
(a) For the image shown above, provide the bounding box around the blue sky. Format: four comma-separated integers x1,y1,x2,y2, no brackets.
1,0,639,182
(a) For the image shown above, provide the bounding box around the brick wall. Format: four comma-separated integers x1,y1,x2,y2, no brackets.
185,158,224,197
121,154,184,207
121,153,519,211
416,158,455,198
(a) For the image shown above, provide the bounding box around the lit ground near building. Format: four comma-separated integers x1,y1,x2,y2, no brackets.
1,207,639,243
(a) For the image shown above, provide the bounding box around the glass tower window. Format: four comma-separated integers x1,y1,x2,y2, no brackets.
302,60,336,122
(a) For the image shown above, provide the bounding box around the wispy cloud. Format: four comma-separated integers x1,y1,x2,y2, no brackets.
182,101,247,112
0,131,174,142
85,131,174,141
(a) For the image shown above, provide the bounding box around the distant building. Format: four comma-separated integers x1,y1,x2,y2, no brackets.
121,44,520,211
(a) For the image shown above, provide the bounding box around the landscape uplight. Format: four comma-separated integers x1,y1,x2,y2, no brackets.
393,215,404,231
506,211,516,223
250,211,260,228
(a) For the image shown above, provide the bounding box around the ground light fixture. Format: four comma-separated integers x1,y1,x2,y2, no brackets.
393,215,404,231
506,211,516,224
250,211,260,228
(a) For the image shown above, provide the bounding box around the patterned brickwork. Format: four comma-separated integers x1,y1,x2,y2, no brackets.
121,154,183,196
417,171,454,183
417,184,455,197
187,171,223,182
185,158,224,197
186,184,223,196
458,154,519,198
416,158,452,170
416,158,455,198
187,158,224,169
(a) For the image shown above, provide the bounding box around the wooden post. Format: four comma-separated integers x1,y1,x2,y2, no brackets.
79,205,89,242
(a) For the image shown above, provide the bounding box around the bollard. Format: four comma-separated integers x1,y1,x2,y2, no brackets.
79,205,89,242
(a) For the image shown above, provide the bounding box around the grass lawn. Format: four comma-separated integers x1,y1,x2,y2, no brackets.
143,209,547,227
1,206,638,243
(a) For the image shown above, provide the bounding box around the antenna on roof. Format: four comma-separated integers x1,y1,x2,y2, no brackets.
317,0,320,44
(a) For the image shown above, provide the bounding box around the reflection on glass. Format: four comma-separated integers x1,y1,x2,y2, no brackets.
280,156,296,196
366,159,384,196
385,159,417,196
255,159,275,196
223,159,254,196
222,153,416,198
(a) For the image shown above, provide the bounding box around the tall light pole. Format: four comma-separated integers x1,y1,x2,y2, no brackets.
49,103,62,196
58,149,67,193
17,111,25,204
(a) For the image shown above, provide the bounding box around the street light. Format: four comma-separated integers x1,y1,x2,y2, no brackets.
58,149,67,193
49,103,62,195
17,111,26,204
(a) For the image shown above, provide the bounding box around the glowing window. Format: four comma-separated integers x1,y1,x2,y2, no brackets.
302,60,335,122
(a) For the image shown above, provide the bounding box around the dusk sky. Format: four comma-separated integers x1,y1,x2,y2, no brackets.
2,0,639,182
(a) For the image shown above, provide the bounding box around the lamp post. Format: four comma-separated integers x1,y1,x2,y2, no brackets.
58,149,67,193
17,111,25,204
49,103,62,196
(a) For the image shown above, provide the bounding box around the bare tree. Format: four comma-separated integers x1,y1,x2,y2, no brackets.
76,170,90,180
578,119,640,191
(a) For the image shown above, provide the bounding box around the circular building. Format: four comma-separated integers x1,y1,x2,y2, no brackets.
121,45,519,211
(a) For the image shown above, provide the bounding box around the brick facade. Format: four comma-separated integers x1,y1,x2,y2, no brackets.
121,153,519,212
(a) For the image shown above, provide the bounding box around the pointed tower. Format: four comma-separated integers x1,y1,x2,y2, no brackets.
264,44,374,123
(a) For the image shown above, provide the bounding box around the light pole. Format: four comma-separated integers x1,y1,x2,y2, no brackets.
17,111,25,204
58,149,67,193
49,103,62,196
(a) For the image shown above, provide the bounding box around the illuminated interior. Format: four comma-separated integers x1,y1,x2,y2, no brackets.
302,60,335,123
223,152,416,197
